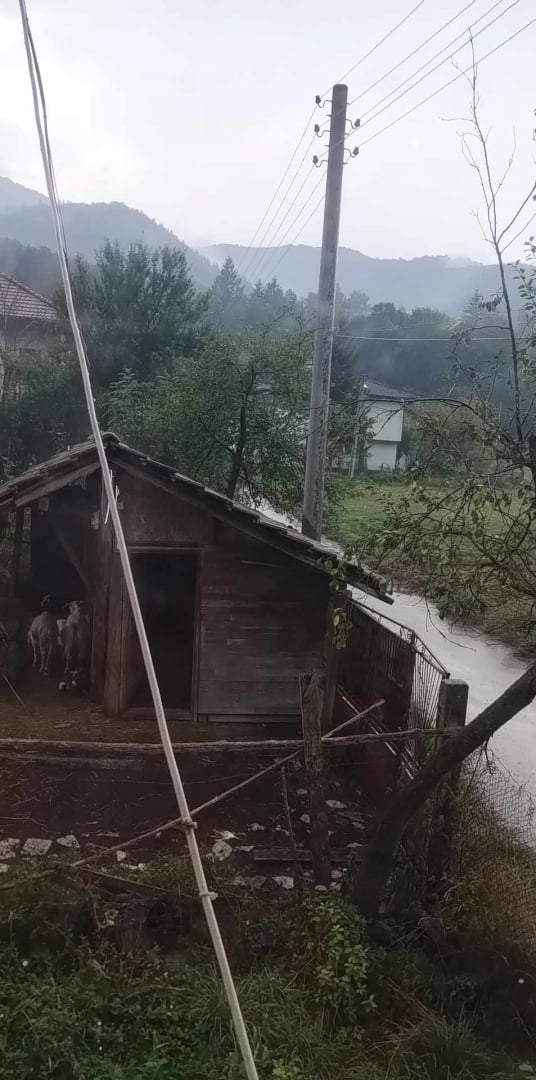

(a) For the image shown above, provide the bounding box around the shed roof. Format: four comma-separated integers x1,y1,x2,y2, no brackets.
363,379,408,401
0,435,391,602
0,273,56,323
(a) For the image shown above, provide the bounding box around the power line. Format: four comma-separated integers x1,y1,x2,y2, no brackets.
296,2,517,200
244,164,318,284
358,13,536,149
242,2,429,286
348,0,480,107
331,0,426,92
238,123,316,281
258,1,519,274
333,331,513,342
355,0,523,132
261,194,326,283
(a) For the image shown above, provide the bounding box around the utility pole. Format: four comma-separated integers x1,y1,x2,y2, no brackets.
302,83,348,540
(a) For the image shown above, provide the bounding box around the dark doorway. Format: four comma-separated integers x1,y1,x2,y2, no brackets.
127,552,197,711
31,508,85,609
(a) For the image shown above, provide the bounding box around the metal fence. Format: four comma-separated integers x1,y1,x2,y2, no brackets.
352,601,448,729
452,748,536,964
336,599,449,804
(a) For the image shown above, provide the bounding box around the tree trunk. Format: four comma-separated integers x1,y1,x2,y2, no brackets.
225,403,247,500
353,662,536,917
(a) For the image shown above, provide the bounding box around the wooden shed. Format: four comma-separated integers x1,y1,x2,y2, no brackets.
0,434,388,726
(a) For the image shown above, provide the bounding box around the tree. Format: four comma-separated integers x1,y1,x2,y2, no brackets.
403,399,494,477
353,70,536,915
210,256,244,307
56,241,206,385
0,359,85,480
105,328,311,512
462,288,485,326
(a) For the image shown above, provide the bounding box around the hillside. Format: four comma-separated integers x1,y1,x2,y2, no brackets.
201,243,514,315
0,177,47,213
0,180,216,289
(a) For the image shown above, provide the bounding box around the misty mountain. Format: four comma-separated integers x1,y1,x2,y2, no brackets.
0,177,47,213
0,179,216,289
201,243,514,316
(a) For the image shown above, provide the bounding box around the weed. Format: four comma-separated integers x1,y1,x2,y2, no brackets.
287,897,375,1027
0,877,526,1080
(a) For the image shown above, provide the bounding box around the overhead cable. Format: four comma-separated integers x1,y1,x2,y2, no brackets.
358,13,536,149
355,0,523,131
349,0,496,107
242,156,316,284
244,1,428,285
330,0,426,92
237,116,316,280
262,194,326,283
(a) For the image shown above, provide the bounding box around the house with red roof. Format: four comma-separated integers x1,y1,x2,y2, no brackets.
0,272,57,401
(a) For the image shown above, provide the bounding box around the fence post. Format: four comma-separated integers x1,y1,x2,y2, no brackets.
432,677,469,879
438,678,468,729
438,678,469,775
302,671,332,886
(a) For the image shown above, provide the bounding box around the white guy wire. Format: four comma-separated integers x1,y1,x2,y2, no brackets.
17,3,259,1077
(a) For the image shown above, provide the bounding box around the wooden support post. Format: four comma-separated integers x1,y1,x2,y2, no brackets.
321,586,348,734
8,508,24,598
90,475,115,701
301,671,331,886
438,678,468,731
438,678,468,758
432,677,469,876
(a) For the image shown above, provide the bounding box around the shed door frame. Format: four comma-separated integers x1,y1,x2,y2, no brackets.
118,545,201,720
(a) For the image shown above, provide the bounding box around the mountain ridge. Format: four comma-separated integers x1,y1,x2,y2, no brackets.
0,178,216,288
201,243,512,315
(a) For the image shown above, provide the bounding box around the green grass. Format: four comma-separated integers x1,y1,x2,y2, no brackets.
329,476,536,654
0,875,528,1080
331,475,417,547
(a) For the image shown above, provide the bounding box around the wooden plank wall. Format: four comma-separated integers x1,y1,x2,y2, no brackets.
199,524,329,719
102,471,330,720
118,472,212,546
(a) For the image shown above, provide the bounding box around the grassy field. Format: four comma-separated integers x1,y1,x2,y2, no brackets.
331,476,416,547
329,476,535,654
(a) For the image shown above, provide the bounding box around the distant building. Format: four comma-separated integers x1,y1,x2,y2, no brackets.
338,378,407,476
0,272,56,402
361,378,406,471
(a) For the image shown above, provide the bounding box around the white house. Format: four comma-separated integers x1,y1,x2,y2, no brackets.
341,378,406,475
362,378,406,471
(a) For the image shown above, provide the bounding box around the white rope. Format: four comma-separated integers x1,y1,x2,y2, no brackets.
17,4,259,1076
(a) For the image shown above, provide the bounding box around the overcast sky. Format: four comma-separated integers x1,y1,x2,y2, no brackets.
0,0,534,263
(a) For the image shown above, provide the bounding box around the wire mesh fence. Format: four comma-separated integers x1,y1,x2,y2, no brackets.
451,747,536,964
350,600,448,735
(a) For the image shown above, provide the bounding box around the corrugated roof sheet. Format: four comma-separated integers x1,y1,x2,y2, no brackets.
0,434,391,600
0,273,56,323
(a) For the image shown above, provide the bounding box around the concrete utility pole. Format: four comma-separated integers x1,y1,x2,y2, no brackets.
302,83,348,540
